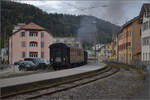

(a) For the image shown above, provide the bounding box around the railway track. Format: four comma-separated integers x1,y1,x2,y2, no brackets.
3,66,120,100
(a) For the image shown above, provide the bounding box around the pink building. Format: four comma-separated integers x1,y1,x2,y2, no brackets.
9,22,53,64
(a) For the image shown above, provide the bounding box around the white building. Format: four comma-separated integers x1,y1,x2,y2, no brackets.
98,44,112,62
53,37,82,48
92,44,104,51
140,4,150,65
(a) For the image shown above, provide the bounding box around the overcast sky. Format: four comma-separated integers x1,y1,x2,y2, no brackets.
16,0,150,26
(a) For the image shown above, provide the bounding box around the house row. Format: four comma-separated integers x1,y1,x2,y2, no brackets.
111,4,150,65
9,22,81,64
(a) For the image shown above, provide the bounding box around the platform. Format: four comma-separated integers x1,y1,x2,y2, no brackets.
0,62,105,97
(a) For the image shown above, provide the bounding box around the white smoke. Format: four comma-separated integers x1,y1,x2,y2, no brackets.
77,16,98,49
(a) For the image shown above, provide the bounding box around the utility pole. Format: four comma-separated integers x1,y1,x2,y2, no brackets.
94,33,96,62
92,21,97,63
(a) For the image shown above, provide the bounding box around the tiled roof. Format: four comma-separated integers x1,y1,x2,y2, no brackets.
9,22,47,37
20,22,45,30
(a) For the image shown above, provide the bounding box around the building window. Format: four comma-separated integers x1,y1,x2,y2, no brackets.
29,31,38,37
41,52,44,58
21,41,26,47
41,32,44,38
29,52,38,58
142,21,148,31
144,12,150,17
21,32,25,37
30,41,38,47
41,42,44,48
142,37,150,46
22,52,25,58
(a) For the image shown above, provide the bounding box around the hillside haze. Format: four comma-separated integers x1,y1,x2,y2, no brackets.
1,1,120,48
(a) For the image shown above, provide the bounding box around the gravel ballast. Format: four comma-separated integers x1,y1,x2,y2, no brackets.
38,68,147,100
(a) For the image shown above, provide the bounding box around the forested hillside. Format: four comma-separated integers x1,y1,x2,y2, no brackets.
1,1,120,48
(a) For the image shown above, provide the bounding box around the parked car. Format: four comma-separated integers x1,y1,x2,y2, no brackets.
18,61,37,71
24,58,48,70
42,59,50,65
14,60,23,65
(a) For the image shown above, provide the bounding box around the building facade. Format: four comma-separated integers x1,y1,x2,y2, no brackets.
9,22,53,64
98,44,112,62
139,4,150,65
114,34,119,61
110,41,114,60
118,16,141,64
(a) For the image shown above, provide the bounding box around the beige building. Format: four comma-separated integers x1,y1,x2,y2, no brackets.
118,16,141,64
9,22,53,64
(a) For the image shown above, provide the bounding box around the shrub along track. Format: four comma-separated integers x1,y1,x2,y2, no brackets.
3,65,120,100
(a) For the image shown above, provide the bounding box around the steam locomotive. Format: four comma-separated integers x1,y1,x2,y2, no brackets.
49,43,88,70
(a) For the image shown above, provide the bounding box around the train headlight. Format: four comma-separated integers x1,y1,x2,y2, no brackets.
63,58,65,61
51,58,53,61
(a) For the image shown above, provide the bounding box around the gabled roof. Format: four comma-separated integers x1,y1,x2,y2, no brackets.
9,22,49,37
139,3,150,17
20,22,45,30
